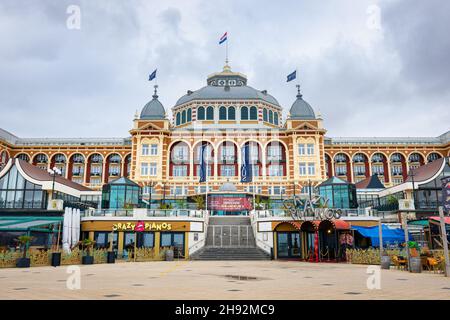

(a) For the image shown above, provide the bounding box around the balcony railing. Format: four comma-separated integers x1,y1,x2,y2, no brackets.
83,209,204,218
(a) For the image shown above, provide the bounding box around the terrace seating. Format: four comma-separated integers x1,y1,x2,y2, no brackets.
392,255,407,270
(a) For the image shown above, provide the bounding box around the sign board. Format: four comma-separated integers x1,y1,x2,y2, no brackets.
47,199,63,211
398,199,415,211
112,222,172,231
442,176,450,213
208,196,253,211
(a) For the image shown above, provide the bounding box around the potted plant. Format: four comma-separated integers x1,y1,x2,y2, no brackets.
81,238,96,265
255,195,264,210
15,235,34,268
407,241,421,272
192,195,205,210
50,223,62,267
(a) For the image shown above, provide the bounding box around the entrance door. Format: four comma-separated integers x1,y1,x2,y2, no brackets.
277,232,301,258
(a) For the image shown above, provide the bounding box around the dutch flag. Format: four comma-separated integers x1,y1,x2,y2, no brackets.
219,32,227,44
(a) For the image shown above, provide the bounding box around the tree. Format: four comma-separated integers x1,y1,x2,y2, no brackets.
16,235,34,259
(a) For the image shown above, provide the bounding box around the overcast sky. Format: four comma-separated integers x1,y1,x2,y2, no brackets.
0,0,449,139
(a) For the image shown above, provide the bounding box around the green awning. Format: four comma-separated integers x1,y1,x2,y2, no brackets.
0,216,63,232
408,219,429,226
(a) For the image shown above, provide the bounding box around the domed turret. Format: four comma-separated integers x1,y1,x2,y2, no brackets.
289,85,316,120
140,85,166,119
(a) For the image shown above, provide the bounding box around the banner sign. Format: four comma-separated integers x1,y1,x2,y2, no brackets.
112,222,172,231
208,196,253,211
442,176,450,213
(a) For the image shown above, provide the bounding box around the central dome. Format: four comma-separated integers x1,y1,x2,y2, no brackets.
174,64,280,107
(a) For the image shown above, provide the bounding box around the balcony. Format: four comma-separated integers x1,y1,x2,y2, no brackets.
90,172,102,177
220,155,236,163
72,171,83,177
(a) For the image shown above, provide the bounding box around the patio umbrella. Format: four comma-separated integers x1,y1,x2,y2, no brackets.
62,207,71,253
71,208,79,248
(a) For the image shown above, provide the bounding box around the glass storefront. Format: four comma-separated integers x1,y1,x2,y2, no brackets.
317,177,358,209
161,232,184,257
277,232,301,258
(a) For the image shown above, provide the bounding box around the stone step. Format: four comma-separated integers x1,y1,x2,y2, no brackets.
191,247,271,261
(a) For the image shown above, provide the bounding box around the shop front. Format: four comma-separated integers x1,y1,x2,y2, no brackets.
272,219,352,262
81,220,199,259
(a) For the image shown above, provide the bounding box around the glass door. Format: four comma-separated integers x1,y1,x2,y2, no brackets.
277,232,301,258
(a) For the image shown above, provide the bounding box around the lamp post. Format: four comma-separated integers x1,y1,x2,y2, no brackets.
47,167,62,200
143,181,156,209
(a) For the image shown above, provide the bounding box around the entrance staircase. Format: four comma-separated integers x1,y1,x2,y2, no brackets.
191,216,270,260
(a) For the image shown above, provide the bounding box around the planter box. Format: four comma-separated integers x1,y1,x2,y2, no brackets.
381,256,391,269
165,249,174,261
51,252,61,267
107,252,115,264
82,255,94,265
16,257,30,268
410,257,422,273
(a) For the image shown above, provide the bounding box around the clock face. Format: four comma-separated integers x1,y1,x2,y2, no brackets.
218,80,226,86
228,80,236,86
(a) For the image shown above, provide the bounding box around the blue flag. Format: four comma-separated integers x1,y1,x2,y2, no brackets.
149,69,157,81
241,143,253,183
287,70,296,82
199,143,207,183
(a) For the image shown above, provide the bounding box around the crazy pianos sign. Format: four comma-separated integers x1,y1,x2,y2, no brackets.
112,221,172,232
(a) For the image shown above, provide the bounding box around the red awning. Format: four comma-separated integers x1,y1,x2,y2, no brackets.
275,221,302,230
331,219,351,230
429,216,450,225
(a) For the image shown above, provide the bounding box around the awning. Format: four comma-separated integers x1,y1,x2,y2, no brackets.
0,216,63,232
352,225,409,247
429,216,450,225
274,221,302,231
327,219,350,230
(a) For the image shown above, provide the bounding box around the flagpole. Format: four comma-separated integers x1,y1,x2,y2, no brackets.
226,37,228,64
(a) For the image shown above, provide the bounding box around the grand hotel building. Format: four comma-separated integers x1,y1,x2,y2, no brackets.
1,64,449,200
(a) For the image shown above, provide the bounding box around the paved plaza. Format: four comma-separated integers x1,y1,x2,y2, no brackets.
0,261,449,300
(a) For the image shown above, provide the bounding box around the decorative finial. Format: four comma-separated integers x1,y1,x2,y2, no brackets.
153,85,159,99
296,84,302,98
134,109,139,119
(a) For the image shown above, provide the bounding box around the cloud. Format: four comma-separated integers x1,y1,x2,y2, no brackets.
0,0,448,139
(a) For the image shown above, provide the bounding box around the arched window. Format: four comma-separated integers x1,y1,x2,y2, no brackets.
187,108,192,122
206,106,214,120
250,106,258,120
241,106,249,120
274,113,279,125
269,110,274,123
228,106,236,120
219,106,227,120
197,106,205,120
263,108,268,122
176,113,181,126
181,110,187,123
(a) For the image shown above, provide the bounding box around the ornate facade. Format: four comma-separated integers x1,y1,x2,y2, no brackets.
1,64,449,200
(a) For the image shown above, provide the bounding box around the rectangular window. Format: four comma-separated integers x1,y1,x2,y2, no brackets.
308,163,315,175
142,144,149,156
267,145,281,159
299,163,306,176
140,163,148,176
307,144,314,155
173,165,188,177
252,165,260,177
149,163,157,176
268,165,283,176
150,144,158,156
220,165,235,176
272,186,285,195
298,144,305,155
171,186,185,196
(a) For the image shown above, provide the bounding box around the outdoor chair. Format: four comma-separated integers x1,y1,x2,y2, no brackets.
392,255,407,270
426,257,439,273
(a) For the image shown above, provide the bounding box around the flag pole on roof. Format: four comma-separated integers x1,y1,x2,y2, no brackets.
219,32,228,65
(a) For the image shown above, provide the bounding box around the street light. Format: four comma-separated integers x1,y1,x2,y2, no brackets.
47,167,62,200
143,181,156,209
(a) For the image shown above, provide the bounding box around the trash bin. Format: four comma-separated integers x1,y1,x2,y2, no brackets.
51,252,61,267
381,255,391,269
410,257,422,273
107,251,115,264
165,249,174,261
